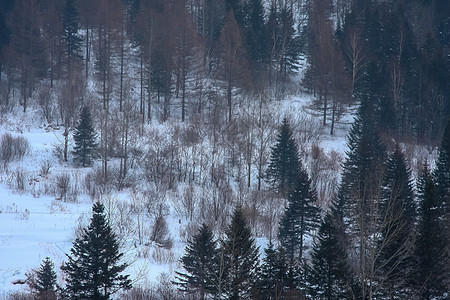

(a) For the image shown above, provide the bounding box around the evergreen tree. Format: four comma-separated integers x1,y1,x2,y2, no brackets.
33,257,58,300
278,166,320,265
277,5,301,75
62,0,82,71
335,98,387,299
222,206,260,300
306,213,355,300
241,0,267,67
61,202,132,299
258,242,288,300
72,106,98,167
433,118,450,291
266,117,301,197
336,97,387,233
196,0,225,41
175,224,220,299
376,144,416,298
433,119,450,228
266,2,301,76
412,165,449,299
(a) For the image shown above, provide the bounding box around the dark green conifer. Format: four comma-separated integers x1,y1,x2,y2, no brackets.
306,213,355,300
72,106,98,167
433,119,450,227
61,202,132,299
33,257,58,300
175,224,220,299
334,98,386,299
258,242,288,300
278,166,320,265
241,0,267,66
335,97,386,236
412,165,449,300
377,144,416,298
268,2,302,75
222,206,260,300
62,0,82,70
266,117,301,197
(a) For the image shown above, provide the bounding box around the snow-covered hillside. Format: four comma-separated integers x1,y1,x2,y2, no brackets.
0,89,355,296
0,85,438,298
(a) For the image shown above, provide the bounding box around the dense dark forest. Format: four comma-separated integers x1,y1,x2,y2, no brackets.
0,0,449,299
0,0,449,141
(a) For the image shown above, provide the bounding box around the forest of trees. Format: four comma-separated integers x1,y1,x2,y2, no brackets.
0,0,449,299
1,0,448,141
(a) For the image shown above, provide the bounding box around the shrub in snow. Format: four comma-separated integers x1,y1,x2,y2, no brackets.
10,168,26,192
55,173,70,201
39,160,51,177
150,215,173,249
0,133,30,164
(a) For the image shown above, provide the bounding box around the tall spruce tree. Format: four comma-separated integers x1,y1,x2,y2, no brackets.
175,224,221,299
266,117,301,197
412,165,449,300
72,106,98,167
278,165,320,265
222,206,260,300
258,242,288,300
61,202,132,299
376,144,416,298
305,213,356,300
62,0,82,72
335,97,387,299
33,257,58,300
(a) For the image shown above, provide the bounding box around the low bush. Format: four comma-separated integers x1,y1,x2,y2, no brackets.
0,133,30,164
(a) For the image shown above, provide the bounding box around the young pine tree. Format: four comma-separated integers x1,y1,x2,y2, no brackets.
305,213,356,300
72,106,98,167
61,201,132,299
266,117,301,197
175,224,221,299
278,166,320,266
412,165,449,300
32,256,58,300
222,206,260,300
258,242,288,300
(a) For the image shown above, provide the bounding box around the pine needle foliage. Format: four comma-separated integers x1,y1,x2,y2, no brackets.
61,201,132,299
278,166,320,265
62,0,82,63
266,117,301,197
376,144,416,298
33,257,58,300
72,106,98,167
306,213,355,300
412,165,449,299
433,118,450,237
175,224,220,299
258,242,288,300
222,206,260,300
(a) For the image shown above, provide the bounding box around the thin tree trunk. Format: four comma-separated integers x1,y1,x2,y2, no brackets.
330,98,336,135
227,80,232,122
